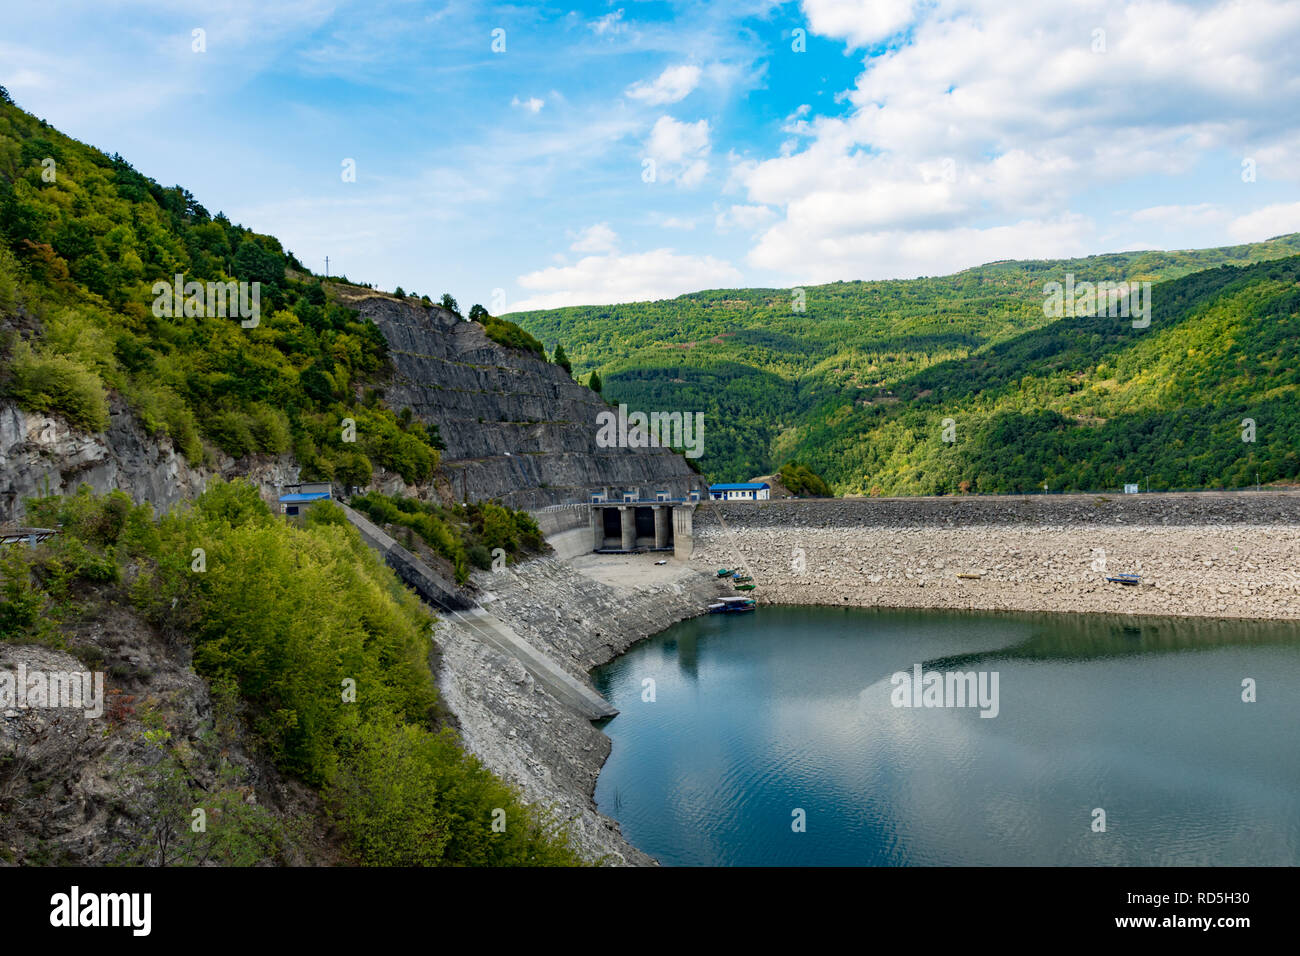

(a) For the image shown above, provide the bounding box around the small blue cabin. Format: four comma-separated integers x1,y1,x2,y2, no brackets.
709,482,770,501
278,481,333,516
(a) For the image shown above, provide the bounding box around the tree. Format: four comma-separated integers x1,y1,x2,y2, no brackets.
553,343,572,375
440,293,460,316
0,86,11,106
588,371,602,393
233,239,284,288
394,286,405,298
468,303,489,323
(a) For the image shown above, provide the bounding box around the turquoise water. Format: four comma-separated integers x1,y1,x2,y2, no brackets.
591,606,1300,866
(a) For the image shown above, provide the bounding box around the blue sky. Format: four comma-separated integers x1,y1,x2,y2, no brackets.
4,0,1299,311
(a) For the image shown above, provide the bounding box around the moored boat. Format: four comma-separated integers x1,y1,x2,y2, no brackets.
708,597,757,614
1106,573,1141,585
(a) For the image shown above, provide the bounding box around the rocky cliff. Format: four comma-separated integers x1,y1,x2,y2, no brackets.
349,292,705,509
0,399,302,526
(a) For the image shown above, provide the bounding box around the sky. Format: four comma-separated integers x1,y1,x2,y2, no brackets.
3,0,1299,312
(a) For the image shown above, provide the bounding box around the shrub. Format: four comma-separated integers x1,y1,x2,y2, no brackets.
204,408,256,458
3,340,109,432
0,547,45,640
466,543,493,570
326,715,582,866
246,403,292,454
483,316,545,357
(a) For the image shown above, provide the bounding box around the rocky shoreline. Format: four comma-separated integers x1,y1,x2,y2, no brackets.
435,492,1300,866
433,552,722,865
692,493,1300,620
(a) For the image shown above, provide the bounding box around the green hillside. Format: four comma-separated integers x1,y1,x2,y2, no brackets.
511,239,1300,491
0,92,440,485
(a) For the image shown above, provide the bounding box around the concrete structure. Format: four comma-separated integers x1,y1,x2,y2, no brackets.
581,489,697,559
278,481,333,516
339,502,472,611
709,481,770,501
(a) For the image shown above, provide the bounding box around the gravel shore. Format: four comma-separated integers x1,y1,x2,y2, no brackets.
693,493,1300,620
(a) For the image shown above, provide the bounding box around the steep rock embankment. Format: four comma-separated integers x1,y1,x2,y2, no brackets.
350,294,704,508
435,552,723,865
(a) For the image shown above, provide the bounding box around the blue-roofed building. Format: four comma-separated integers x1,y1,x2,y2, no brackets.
709,482,770,501
278,481,333,516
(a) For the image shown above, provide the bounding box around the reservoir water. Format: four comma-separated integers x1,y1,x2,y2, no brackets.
591,606,1300,866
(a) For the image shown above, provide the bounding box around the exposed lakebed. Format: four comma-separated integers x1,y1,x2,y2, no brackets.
591,606,1300,866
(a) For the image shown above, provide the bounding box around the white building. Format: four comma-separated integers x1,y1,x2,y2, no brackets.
709,482,770,501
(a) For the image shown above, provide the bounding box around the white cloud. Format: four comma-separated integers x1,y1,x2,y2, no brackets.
655,215,697,230
646,115,711,187
511,96,544,113
509,249,742,311
735,0,1300,281
589,9,627,36
801,0,918,48
569,222,619,253
1130,204,1226,228
716,204,776,232
626,64,702,105
1228,202,1300,242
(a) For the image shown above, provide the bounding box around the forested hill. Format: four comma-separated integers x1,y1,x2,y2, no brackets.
510,239,1300,492
0,91,441,488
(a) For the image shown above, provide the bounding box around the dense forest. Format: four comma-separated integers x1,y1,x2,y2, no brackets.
512,238,1300,493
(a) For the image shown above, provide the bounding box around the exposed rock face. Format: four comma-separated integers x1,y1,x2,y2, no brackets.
0,602,326,866
353,295,705,508
1,400,202,525
2,295,704,521
0,400,303,526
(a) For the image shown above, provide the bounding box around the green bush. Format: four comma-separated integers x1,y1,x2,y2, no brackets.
778,461,831,497
0,547,45,640
247,403,292,454
483,316,545,357
350,492,546,585
327,715,582,866
3,340,109,432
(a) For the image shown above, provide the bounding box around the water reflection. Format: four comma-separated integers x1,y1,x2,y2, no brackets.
592,606,1300,866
